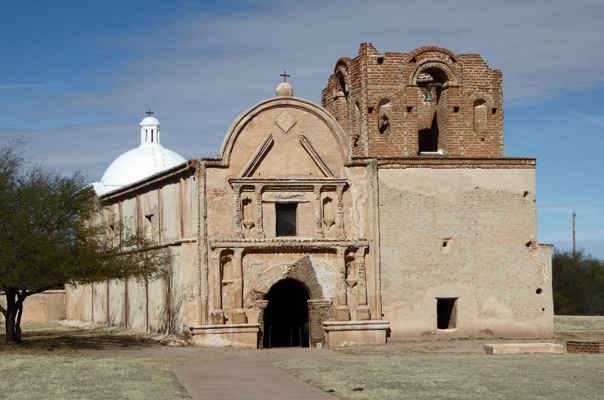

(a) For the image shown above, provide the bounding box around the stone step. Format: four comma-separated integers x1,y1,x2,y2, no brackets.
484,343,563,355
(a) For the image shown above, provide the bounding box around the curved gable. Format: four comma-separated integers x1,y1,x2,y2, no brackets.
217,96,351,178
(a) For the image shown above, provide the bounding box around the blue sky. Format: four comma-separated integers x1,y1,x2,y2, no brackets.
1,0,603,258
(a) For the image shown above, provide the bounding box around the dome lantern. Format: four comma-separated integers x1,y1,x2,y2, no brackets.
140,109,161,146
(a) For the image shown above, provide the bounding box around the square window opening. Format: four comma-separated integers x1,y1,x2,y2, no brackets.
276,203,297,237
437,298,458,329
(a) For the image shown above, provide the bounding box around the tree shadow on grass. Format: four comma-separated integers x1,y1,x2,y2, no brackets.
0,326,156,354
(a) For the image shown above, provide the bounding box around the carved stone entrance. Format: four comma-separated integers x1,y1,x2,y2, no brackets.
263,279,309,348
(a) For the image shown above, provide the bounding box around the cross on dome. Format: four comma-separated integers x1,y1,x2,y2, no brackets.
280,70,290,82
146,109,154,117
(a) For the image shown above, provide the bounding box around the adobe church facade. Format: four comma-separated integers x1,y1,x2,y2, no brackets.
66,44,553,347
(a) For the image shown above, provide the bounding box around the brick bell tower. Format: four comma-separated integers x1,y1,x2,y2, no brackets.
322,43,504,158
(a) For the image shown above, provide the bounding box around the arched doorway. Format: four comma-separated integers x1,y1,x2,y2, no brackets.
263,279,310,348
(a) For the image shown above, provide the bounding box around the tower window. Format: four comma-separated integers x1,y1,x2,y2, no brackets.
276,203,297,237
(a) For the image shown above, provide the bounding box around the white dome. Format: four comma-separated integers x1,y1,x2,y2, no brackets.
140,116,160,126
94,114,186,195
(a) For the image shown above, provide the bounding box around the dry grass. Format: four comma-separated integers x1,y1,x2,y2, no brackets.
1,355,191,400
1,316,603,399
278,354,604,400
0,323,250,400
276,315,604,400
554,315,604,331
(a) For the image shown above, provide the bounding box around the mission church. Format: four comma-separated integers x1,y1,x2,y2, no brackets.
66,44,554,348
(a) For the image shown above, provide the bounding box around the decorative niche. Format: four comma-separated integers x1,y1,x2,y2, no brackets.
322,196,335,229
345,255,357,288
241,196,255,232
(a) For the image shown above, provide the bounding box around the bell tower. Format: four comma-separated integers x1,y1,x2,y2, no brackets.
322,43,504,158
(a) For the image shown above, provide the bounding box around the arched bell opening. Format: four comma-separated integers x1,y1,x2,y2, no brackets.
417,67,448,153
263,278,310,348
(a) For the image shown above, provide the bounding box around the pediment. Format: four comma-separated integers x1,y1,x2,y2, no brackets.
239,132,335,178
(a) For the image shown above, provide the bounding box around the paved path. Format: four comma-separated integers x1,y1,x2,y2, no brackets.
172,348,342,399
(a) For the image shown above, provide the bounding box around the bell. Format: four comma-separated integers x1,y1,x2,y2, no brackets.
425,88,433,102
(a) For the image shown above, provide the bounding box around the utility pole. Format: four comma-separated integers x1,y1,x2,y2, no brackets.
572,211,576,258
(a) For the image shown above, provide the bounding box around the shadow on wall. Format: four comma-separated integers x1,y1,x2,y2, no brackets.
0,290,66,324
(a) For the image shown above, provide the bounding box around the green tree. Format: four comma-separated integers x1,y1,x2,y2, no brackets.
552,249,604,315
0,141,166,343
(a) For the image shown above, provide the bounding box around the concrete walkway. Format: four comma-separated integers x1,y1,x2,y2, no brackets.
172,348,341,399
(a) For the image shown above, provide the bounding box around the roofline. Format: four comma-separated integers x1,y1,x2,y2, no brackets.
98,160,196,201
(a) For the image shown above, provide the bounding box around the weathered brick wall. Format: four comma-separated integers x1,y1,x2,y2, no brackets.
322,43,504,158
309,300,334,347
567,341,604,354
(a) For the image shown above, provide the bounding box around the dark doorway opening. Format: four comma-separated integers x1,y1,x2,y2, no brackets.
418,113,439,152
263,279,309,348
437,298,458,329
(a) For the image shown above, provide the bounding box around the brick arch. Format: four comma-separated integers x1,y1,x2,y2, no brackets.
247,256,324,303
468,92,495,108
408,46,458,63
333,57,351,73
409,61,458,87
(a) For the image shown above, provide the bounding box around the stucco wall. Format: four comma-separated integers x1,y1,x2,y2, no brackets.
65,170,199,337
378,167,553,339
1,290,66,324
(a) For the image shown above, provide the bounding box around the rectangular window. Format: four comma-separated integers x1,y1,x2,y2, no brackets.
276,203,297,237
437,298,458,329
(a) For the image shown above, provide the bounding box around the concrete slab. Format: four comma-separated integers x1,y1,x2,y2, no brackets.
172,348,341,399
484,343,563,355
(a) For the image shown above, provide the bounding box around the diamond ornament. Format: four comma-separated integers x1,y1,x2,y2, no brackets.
275,111,297,133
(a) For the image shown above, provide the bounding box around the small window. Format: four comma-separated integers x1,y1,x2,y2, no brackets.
437,298,458,329
276,203,297,237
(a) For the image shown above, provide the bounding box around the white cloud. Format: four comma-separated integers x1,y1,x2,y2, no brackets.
3,0,604,181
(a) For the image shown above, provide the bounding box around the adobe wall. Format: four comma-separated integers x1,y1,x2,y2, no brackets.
0,290,66,324
65,169,201,337
378,166,553,339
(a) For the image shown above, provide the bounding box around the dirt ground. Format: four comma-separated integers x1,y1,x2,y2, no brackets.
0,316,603,399
278,316,604,399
